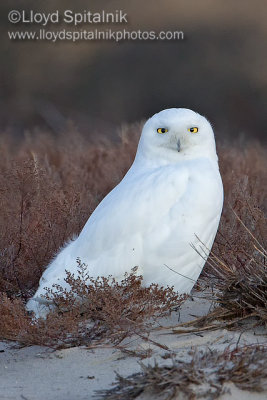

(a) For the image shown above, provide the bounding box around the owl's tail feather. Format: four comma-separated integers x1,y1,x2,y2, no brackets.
26,296,53,319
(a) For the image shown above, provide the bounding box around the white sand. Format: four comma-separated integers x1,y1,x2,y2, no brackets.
1,293,266,400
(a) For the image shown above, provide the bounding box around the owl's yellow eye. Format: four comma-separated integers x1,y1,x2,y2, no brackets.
157,128,168,134
188,127,198,133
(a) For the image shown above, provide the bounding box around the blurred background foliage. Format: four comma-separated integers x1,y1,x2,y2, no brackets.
1,0,266,141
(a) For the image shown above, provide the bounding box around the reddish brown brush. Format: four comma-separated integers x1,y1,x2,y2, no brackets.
0,125,266,345
0,265,183,347
200,142,267,326
0,125,139,299
46,262,184,342
0,292,80,347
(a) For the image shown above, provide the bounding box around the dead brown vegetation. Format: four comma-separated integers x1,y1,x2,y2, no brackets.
0,124,139,299
0,125,266,346
97,345,267,399
199,142,267,327
0,265,183,347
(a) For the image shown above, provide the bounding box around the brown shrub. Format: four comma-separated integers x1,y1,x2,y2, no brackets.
199,142,267,326
215,142,266,266
0,124,140,298
0,125,266,344
0,266,183,347
0,292,79,347
46,263,184,343
0,293,30,341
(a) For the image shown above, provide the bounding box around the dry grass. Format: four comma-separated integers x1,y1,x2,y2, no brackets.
97,345,267,399
205,235,266,325
0,124,139,299
0,263,183,348
0,292,81,347
47,262,184,334
0,125,266,346
194,142,267,328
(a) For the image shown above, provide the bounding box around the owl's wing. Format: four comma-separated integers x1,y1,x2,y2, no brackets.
76,163,189,257
34,163,189,298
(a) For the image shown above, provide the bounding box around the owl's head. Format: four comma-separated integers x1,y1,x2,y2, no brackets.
137,108,217,164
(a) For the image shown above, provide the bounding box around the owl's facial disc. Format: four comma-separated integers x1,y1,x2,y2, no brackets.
139,108,217,162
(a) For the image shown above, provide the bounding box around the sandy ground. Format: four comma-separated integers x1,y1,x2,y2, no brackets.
1,293,266,400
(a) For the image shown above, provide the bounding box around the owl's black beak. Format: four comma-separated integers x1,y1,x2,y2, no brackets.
177,139,181,152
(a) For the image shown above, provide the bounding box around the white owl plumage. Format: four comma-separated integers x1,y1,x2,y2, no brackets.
27,108,223,318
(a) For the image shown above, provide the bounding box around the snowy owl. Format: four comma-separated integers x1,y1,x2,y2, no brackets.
27,108,223,317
